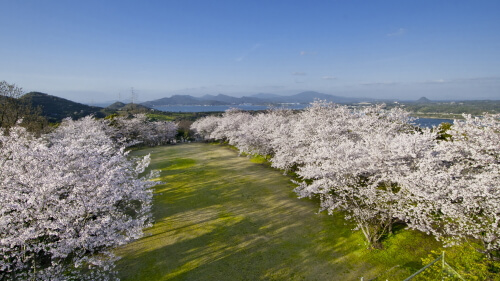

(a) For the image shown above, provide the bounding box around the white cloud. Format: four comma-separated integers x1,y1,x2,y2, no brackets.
387,28,407,37
300,51,317,56
321,76,337,80
292,72,307,76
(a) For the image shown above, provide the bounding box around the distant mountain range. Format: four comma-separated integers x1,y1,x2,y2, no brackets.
141,91,375,107
17,91,500,123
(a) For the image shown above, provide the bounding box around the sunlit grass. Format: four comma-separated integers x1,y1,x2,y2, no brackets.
115,143,445,280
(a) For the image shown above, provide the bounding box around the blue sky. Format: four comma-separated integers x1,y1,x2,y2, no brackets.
1,0,499,103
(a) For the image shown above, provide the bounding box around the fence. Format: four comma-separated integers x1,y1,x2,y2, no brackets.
360,251,465,281
403,251,465,281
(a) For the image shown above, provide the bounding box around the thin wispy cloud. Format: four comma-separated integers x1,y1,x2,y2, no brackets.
292,72,307,76
455,76,500,83
420,77,500,85
360,82,398,86
387,28,407,37
321,76,337,80
300,51,317,56
236,43,262,62
419,79,448,85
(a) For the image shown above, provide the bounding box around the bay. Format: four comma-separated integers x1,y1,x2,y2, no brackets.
153,104,307,112
153,105,453,128
414,118,453,128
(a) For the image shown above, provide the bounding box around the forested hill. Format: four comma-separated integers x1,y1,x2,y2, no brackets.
106,101,151,112
21,92,106,122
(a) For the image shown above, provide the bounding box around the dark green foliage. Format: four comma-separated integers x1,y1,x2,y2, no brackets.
20,92,106,122
436,122,453,141
175,120,195,141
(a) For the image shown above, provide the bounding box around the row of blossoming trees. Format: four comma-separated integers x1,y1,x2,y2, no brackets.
191,101,500,258
106,113,178,147
0,111,178,280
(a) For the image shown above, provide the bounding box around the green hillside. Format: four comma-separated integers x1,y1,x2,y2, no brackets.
21,92,106,122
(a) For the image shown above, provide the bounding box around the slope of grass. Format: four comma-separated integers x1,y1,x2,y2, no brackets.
115,143,441,280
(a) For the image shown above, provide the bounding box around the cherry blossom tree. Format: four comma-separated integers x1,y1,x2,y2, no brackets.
190,109,253,146
398,114,500,257
270,101,346,171
151,120,179,145
108,114,178,147
0,116,156,280
230,108,294,157
209,108,253,143
190,115,221,141
289,102,436,247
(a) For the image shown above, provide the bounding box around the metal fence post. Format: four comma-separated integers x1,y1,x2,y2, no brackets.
441,251,445,281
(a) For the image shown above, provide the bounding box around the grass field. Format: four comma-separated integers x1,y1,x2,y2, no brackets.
115,143,443,281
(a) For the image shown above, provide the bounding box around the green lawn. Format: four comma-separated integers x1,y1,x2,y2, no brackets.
115,143,441,281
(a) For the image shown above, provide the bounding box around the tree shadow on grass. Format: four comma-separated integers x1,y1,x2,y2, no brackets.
117,207,366,281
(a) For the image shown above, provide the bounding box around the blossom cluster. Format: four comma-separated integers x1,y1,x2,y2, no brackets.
191,102,500,253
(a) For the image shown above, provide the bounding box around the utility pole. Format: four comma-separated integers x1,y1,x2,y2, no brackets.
130,87,138,104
